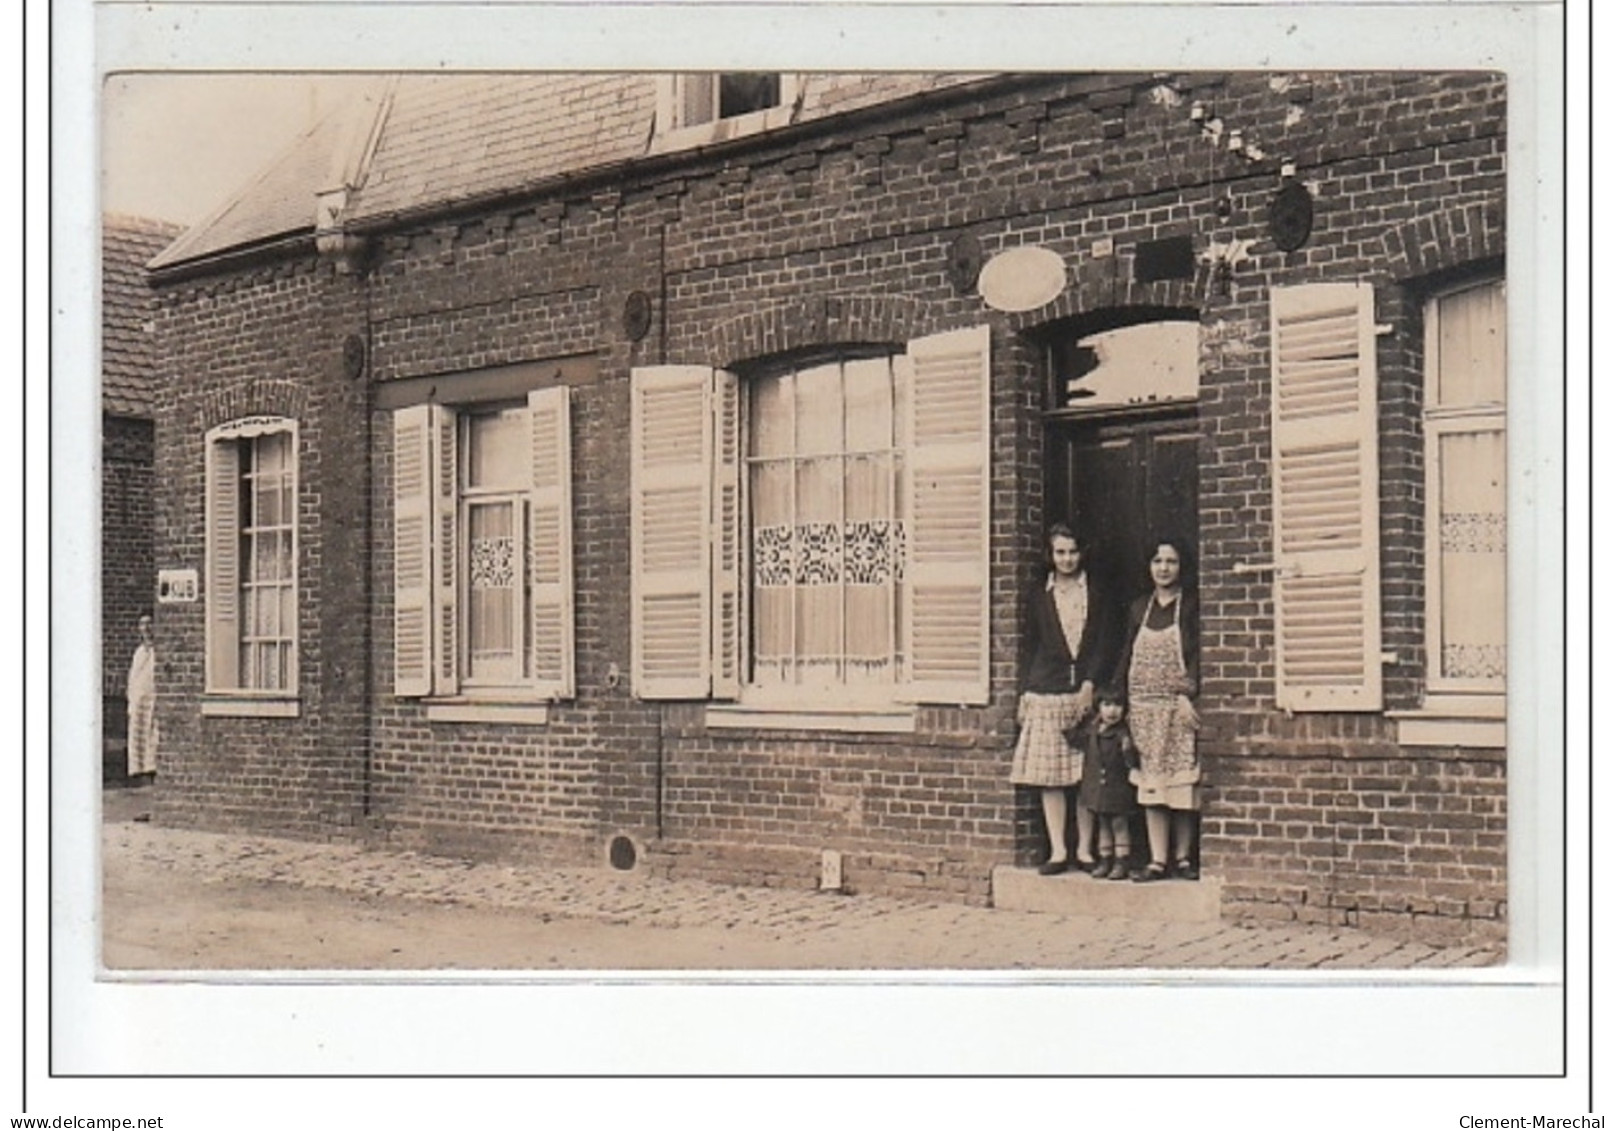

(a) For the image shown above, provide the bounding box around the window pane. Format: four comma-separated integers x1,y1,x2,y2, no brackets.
844,358,894,452
750,374,793,458
466,410,526,489
1436,281,1505,408
682,73,717,126
794,363,843,454
256,431,290,475
1437,427,1506,684
718,73,780,118
468,501,518,680
255,483,281,526
253,586,277,637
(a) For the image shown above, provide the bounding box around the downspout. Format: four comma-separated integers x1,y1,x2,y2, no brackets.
313,76,394,823
655,216,670,841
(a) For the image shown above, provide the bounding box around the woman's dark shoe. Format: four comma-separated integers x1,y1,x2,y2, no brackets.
1173,859,1200,881
1132,862,1167,883
1038,859,1069,876
1074,857,1099,875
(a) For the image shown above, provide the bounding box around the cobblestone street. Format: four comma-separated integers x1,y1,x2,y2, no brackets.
101,788,1504,972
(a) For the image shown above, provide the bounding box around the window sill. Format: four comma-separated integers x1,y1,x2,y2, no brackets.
201,696,301,719
649,105,795,155
1389,699,1506,748
423,700,551,725
705,702,916,734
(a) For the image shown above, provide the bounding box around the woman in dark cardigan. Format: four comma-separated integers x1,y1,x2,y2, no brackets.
1115,536,1202,882
1011,524,1114,875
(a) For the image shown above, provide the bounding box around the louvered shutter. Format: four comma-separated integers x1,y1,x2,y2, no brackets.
205,435,241,690
1270,283,1383,711
631,366,713,698
431,405,460,697
900,324,992,706
528,385,575,699
391,407,435,696
710,369,743,699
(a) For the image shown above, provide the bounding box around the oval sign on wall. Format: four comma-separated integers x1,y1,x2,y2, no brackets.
977,245,1068,312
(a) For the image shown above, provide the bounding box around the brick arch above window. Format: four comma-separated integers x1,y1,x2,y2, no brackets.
1006,272,1202,334
197,379,312,433
1381,199,1505,283
705,294,933,369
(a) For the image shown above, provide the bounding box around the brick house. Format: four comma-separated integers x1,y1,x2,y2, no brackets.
145,72,1508,943
102,213,182,782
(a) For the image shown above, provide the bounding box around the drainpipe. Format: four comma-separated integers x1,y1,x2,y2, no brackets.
655,217,670,839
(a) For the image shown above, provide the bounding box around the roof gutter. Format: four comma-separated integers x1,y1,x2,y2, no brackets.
147,230,319,286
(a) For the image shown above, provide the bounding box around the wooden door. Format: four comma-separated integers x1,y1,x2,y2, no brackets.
1047,411,1199,607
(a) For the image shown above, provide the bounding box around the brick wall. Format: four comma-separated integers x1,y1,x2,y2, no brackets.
153,71,1508,939
150,259,373,835
103,413,155,702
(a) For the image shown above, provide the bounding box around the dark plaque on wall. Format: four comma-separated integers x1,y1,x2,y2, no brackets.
1133,235,1196,284
946,232,983,294
1268,181,1314,252
342,333,367,380
623,291,653,342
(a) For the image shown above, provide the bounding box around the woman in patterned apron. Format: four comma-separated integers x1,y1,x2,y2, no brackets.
1010,524,1113,875
1116,538,1200,882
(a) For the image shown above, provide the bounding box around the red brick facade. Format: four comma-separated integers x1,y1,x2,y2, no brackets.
149,72,1507,943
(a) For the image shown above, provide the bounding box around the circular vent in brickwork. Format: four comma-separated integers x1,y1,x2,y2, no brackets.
607,834,638,871
622,291,653,342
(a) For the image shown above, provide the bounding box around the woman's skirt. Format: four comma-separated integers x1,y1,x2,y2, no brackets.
1010,691,1085,787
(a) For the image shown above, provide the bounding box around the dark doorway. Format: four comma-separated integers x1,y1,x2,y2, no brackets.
1047,411,1200,607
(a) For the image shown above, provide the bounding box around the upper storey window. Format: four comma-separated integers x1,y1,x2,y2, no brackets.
653,74,800,149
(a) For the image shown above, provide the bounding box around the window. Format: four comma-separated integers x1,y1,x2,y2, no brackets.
1422,278,1506,701
654,73,800,144
683,73,783,126
629,325,993,714
392,386,574,705
748,356,908,695
205,416,299,698
462,407,530,686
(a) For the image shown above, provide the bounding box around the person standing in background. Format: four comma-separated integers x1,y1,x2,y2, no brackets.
126,614,158,784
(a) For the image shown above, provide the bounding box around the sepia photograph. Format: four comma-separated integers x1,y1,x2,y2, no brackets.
43,0,1577,1099
97,65,1512,973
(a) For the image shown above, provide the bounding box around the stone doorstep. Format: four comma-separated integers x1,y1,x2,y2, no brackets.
991,864,1224,923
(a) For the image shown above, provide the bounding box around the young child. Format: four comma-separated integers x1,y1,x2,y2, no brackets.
1075,686,1139,880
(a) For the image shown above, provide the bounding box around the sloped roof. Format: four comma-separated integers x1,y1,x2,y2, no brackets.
153,73,986,271
349,73,658,223
102,214,183,415
149,82,393,270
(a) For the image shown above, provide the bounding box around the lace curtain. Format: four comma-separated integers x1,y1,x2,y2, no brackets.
749,358,906,689
1432,281,1506,686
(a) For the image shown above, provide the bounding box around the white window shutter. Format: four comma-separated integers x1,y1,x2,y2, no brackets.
431,404,460,697
1270,282,1383,711
710,369,744,700
204,436,241,691
900,324,993,706
631,365,714,698
392,406,435,696
528,385,575,699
